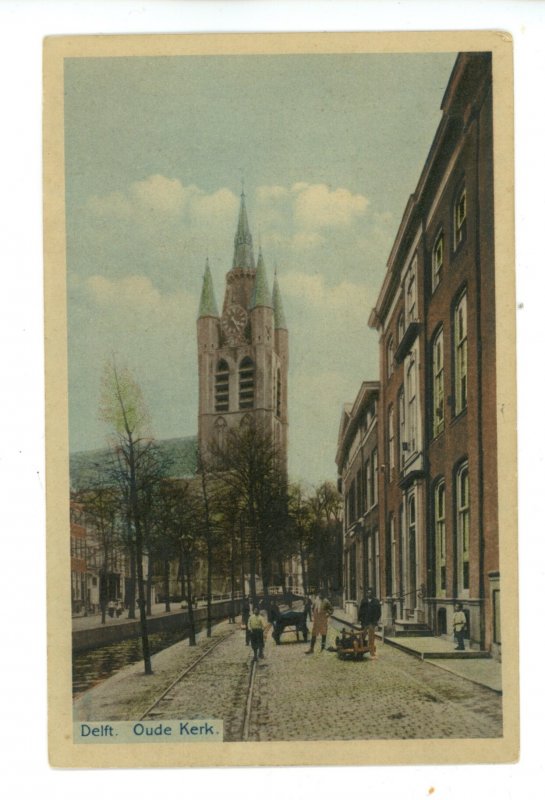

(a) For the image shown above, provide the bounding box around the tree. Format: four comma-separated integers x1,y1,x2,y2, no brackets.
157,477,202,646
208,418,288,607
288,482,313,597
99,359,158,674
305,481,343,595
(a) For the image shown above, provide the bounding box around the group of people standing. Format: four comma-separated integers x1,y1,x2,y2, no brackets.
241,587,383,661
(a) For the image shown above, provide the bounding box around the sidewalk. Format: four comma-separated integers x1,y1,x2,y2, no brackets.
331,608,502,694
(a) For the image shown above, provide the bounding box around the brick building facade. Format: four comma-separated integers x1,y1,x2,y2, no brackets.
336,382,380,621
368,53,499,653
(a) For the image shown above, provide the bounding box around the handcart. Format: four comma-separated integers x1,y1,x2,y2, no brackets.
335,627,371,661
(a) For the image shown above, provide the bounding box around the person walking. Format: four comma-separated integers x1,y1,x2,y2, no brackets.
453,603,467,651
241,600,251,645
358,587,381,659
305,590,333,654
247,606,265,661
304,595,313,623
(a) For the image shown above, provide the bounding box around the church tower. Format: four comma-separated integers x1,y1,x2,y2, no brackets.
197,191,288,470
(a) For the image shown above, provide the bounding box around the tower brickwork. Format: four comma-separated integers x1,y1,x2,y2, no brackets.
197,192,288,471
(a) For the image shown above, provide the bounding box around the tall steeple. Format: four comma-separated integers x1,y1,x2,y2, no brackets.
232,191,255,270
198,258,219,318
251,247,272,308
272,271,287,329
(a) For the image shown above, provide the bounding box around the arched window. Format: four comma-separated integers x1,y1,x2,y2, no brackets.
276,368,281,417
456,461,470,594
239,357,255,410
214,416,227,450
214,359,229,413
434,480,446,596
432,328,445,437
454,292,468,414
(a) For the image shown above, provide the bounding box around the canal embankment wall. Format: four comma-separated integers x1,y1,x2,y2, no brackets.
73,599,243,653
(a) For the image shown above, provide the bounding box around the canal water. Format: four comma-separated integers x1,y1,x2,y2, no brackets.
73,626,201,697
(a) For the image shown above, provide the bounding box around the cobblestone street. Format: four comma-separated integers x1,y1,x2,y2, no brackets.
74,616,502,742
248,622,502,741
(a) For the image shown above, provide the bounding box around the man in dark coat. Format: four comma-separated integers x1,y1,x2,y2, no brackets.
358,587,381,659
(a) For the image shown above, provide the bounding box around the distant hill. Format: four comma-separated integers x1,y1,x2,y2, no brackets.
69,436,198,489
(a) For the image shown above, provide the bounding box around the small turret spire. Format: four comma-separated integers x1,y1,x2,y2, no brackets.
232,190,255,270
251,247,272,309
272,272,287,329
198,258,219,318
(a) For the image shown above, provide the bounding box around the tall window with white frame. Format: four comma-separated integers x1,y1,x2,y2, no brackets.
432,328,445,437
398,387,405,467
454,292,468,414
434,480,446,597
454,185,467,249
387,336,394,378
406,259,417,323
407,494,417,608
364,458,371,514
371,447,378,507
388,405,395,481
432,230,444,291
397,309,405,343
407,358,417,453
367,532,374,593
389,513,396,597
456,461,470,595
374,528,380,596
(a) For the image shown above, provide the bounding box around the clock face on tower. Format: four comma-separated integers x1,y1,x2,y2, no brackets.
221,304,248,345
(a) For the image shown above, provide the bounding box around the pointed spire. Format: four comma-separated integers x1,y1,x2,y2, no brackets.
250,247,272,309
198,258,219,318
272,271,287,329
232,190,255,270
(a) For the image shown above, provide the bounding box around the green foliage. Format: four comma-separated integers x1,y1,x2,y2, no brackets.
99,360,150,439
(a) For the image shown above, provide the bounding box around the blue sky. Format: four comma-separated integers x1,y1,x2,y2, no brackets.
65,51,456,485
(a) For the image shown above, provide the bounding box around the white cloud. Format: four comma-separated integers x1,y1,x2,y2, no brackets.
293,183,369,230
257,181,369,231
87,177,238,229
281,270,368,310
86,274,195,320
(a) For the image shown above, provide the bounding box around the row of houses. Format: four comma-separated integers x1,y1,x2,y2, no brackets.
336,53,500,655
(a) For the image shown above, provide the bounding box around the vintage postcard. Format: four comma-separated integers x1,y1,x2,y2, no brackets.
44,30,517,768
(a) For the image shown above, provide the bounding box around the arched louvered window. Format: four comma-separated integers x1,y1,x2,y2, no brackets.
215,360,230,413
239,357,255,410
276,368,281,417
